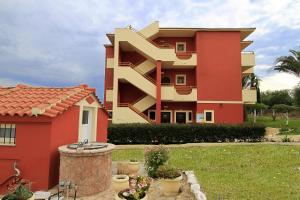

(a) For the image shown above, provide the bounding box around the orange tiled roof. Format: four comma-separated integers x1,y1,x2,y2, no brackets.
0,84,98,118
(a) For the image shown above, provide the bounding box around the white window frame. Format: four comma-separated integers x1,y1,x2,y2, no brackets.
204,110,214,123
174,110,193,123
175,74,186,85
176,42,186,52
0,124,16,146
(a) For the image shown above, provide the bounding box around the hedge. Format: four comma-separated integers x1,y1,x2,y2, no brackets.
107,123,266,144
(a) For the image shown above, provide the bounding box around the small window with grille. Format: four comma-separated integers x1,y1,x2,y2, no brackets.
0,124,16,145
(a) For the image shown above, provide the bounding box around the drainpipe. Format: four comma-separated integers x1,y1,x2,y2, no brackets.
156,60,162,124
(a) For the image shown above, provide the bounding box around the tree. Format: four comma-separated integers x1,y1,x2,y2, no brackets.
261,90,293,106
272,104,297,125
274,49,300,77
245,103,268,123
293,86,300,106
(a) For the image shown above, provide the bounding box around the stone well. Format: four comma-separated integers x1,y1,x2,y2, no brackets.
58,143,115,197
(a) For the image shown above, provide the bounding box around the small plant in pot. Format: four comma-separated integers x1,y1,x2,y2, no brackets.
128,159,140,175
156,165,182,196
2,182,34,200
116,176,151,200
144,146,169,178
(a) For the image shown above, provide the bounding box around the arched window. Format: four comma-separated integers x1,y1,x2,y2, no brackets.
161,76,171,84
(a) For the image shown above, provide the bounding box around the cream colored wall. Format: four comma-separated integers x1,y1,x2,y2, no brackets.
106,89,113,102
113,107,149,123
242,89,257,104
161,86,197,101
139,21,159,38
173,53,197,66
118,67,156,98
241,52,255,66
134,59,155,75
115,28,175,62
242,66,254,74
133,95,156,112
76,95,101,142
106,58,114,68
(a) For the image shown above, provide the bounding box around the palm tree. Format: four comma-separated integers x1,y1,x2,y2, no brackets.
274,49,300,77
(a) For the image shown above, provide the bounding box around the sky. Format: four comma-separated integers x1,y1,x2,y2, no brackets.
0,0,300,100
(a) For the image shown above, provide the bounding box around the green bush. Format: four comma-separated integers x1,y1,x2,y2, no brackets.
156,165,181,179
108,123,266,144
144,146,169,178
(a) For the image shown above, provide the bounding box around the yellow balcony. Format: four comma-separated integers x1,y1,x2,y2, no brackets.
242,52,255,68
161,85,197,101
242,89,257,104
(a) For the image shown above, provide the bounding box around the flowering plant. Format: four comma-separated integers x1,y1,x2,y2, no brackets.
118,176,151,200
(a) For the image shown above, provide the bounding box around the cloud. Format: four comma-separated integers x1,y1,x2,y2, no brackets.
0,0,300,100
260,73,300,91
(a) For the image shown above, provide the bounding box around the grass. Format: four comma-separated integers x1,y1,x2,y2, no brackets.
247,115,300,135
112,145,300,200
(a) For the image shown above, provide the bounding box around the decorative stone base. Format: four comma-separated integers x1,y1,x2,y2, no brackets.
184,171,206,200
58,144,115,197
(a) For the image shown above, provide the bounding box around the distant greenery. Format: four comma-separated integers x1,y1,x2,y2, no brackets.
261,90,293,106
112,145,300,199
247,115,300,135
293,87,300,106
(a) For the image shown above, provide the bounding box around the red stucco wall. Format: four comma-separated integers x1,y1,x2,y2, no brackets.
153,37,195,51
0,117,52,192
96,108,108,142
161,69,196,86
48,106,80,188
197,103,243,124
104,45,114,109
195,31,243,124
196,31,242,101
118,82,145,104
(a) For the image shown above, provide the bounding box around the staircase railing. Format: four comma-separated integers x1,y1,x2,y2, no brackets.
119,62,156,84
118,103,154,123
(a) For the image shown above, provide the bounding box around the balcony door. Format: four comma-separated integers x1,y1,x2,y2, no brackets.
175,112,186,123
161,111,171,123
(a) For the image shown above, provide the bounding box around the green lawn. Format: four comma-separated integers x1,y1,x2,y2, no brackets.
247,116,300,134
112,145,300,200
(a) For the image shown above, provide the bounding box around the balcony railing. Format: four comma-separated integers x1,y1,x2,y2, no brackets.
242,51,255,67
242,89,257,103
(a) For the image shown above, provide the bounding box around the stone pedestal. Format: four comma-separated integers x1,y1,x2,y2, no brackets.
58,143,115,197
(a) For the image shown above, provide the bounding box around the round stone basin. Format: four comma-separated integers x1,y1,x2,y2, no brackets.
58,143,115,197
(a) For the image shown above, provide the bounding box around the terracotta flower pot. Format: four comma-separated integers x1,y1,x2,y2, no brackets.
112,175,129,192
114,193,147,200
128,161,140,175
161,175,182,196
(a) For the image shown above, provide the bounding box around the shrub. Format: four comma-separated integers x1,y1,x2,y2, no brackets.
282,135,292,142
144,146,169,178
156,165,181,179
108,123,266,144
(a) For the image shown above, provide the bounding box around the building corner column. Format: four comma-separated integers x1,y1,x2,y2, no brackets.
156,60,162,124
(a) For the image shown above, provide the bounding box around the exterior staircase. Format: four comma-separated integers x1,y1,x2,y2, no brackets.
133,95,156,112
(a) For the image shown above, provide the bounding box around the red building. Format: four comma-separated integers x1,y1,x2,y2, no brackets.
104,21,256,124
0,84,108,192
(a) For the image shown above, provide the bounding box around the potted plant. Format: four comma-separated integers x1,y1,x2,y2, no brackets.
156,165,182,196
128,159,140,175
2,182,34,200
144,146,169,178
112,174,129,192
115,176,151,200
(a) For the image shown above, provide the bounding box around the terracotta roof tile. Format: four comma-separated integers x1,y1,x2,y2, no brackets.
0,84,100,118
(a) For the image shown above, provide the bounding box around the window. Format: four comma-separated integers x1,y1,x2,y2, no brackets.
82,110,89,124
204,110,214,123
108,111,113,119
176,42,186,52
161,76,171,84
148,110,156,120
0,124,16,145
161,111,172,123
188,111,192,122
176,74,186,85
